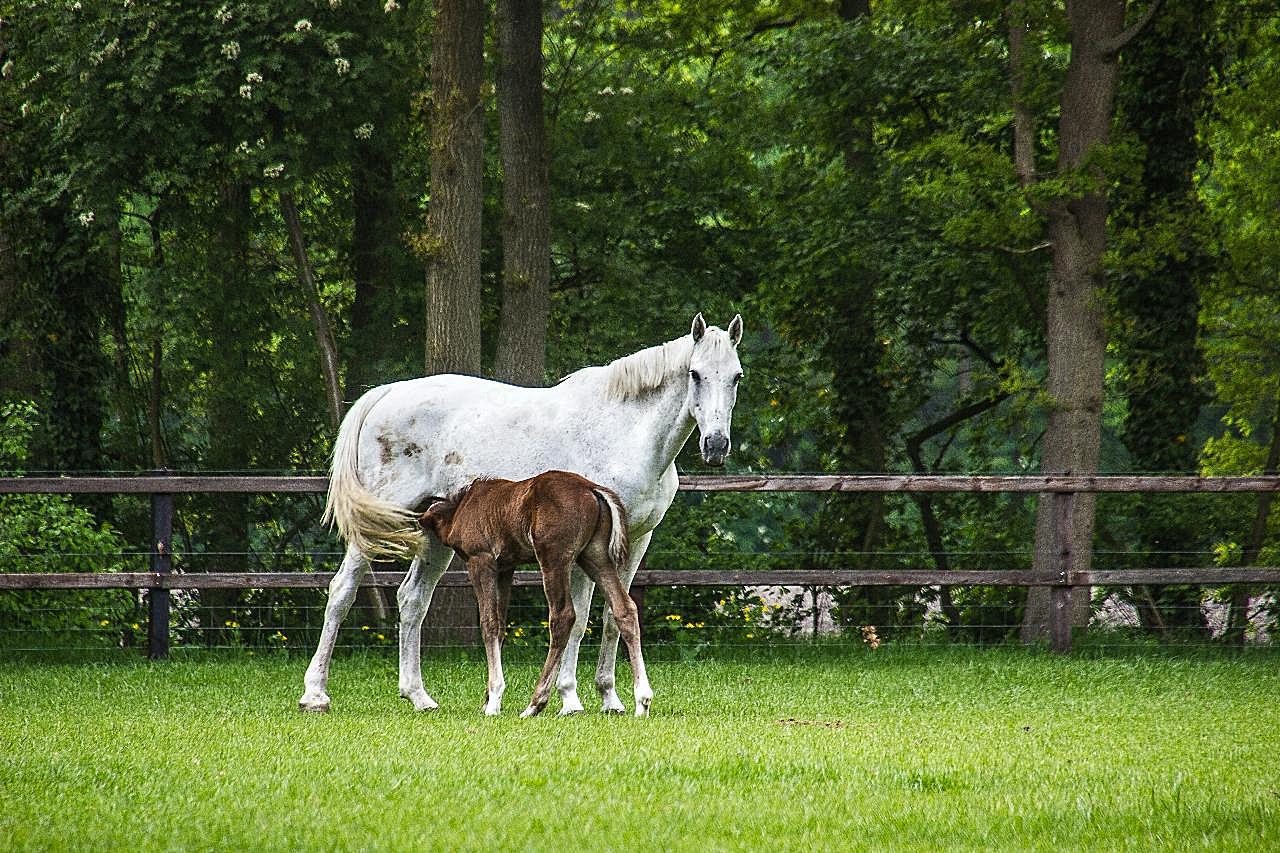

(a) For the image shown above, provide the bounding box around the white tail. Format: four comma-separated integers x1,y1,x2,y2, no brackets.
322,387,423,559
594,488,630,570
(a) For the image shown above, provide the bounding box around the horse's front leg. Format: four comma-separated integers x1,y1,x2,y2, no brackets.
300,545,369,712
397,540,453,711
596,531,651,714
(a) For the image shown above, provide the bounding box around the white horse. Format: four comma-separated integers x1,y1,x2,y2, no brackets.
300,312,744,713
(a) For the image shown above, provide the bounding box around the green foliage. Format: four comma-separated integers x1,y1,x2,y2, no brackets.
0,402,138,647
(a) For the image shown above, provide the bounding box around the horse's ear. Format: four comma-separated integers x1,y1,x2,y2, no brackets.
727,314,743,347
691,312,707,342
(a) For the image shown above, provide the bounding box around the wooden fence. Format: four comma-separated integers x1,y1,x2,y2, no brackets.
3,474,1279,657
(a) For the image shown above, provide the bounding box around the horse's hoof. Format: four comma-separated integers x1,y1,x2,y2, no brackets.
520,705,543,719
401,689,439,712
298,692,331,713
558,705,584,717
602,706,626,716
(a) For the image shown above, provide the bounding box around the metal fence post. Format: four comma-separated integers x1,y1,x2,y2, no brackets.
1049,490,1075,653
148,477,174,660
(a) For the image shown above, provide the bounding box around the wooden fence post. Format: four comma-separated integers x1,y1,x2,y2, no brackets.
1049,490,1075,653
148,479,174,660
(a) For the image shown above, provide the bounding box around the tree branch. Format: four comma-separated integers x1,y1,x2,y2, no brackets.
1097,0,1162,57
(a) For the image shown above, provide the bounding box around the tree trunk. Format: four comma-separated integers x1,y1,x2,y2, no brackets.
421,0,487,644
280,190,344,430
493,0,551,387
424,0,486,377
1022,0,1132,643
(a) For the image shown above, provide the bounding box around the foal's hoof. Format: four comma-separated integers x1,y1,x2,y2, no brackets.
601,706,626,716
520,704,544,719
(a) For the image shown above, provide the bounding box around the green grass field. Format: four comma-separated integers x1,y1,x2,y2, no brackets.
1,646,1277,851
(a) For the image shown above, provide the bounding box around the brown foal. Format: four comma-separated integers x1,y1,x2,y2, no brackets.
419,470,653,717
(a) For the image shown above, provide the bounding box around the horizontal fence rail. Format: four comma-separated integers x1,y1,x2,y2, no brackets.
4,474,1280,493
3,474,1280,657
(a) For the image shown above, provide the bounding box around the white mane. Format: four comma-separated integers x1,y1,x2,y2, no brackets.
601,336,694,400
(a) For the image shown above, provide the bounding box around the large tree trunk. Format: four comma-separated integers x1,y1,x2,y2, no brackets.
421,0,487,644
493,0,551,386
1022,0,1139,643
424,0,485,377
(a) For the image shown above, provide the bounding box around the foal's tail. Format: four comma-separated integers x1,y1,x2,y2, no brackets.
322,386,423,559
593,488,630,571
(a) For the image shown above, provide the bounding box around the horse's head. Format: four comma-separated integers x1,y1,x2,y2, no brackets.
687,312,744,467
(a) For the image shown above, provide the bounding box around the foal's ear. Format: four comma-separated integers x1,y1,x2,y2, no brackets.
727,314,743,347
691,312,707,342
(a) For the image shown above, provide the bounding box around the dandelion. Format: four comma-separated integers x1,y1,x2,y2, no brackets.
214,4,232,24
583,110,600,122
361,625,370,631
353,122,373,140
78,211,95,227
263,163,285,178
220,41,240,60
245,71,263,83
384,0,400,12
665,613,681,622
295,18,312,32
99,619,110,627
333,56,350,75
239,83,253,99
375,633,385,641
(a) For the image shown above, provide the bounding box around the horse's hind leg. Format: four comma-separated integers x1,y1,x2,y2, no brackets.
300,544,368,712
397,539,453,711
466,556,506,716
595,530,651,713
555,567,595,715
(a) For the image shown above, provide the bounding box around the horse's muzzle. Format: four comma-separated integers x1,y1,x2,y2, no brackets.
701,432,730,466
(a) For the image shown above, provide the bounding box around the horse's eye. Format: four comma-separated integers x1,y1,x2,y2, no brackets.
690,370,702,383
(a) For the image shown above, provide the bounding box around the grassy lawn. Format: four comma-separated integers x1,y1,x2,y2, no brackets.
1,646,1277,851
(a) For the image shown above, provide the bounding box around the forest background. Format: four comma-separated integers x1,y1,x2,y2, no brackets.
1,0,1278,648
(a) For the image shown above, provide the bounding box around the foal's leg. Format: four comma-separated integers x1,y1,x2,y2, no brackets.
554,567,595,715
596,530,651,713
467,556,506,716
299,544,369,712
525,556,577,718
581,553,653,718
397,540,453,711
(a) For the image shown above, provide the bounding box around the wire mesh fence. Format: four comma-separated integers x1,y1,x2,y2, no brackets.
2,477,1278,656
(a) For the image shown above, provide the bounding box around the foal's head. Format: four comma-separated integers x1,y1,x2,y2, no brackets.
687,312,744,467
418,495,460,542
